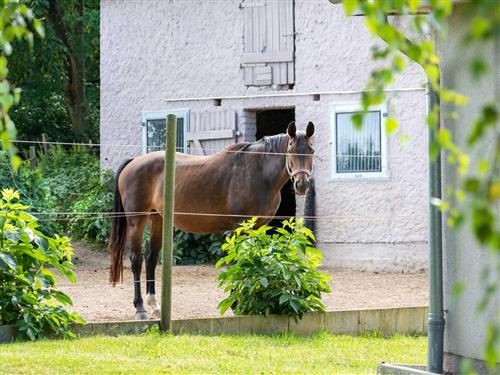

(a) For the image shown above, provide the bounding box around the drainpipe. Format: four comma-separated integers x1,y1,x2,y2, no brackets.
366,11,445,374
426,78,445,374
332,8,445,371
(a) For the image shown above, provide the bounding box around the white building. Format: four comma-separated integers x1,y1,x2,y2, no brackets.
100,0,428,272
438,3,500,372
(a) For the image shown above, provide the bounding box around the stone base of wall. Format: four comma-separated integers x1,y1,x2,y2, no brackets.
444,352,497,375
319,242,428,273
377,363,428,375
1,307,428,342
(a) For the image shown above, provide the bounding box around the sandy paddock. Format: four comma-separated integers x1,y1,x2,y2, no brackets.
60,244,428,322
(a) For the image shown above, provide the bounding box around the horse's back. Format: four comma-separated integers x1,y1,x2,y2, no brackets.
117,151,222,216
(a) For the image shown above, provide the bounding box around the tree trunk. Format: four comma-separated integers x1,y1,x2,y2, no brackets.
47,0,89,135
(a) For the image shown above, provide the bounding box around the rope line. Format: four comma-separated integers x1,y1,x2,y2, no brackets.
58,280,156,287
9,139,427,158
57,279,162,287
29,210,427,223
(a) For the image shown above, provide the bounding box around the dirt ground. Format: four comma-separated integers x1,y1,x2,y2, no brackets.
59,244,428,322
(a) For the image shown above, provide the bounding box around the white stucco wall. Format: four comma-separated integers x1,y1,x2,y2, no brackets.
439,4,500,369
100,0,428,272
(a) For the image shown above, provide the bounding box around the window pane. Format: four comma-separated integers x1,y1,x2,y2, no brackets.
146,117,184,153
336,111,381,173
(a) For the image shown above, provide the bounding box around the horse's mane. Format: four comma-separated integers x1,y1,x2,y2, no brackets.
225,133,288,153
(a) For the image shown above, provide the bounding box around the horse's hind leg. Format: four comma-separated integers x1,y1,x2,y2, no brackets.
145,215,162,317
128,216,148,320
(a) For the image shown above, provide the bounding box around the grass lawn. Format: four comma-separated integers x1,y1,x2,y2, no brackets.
0,332,426,374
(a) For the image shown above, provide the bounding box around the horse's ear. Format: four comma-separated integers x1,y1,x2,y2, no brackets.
287,122,296,138
306,121,315,138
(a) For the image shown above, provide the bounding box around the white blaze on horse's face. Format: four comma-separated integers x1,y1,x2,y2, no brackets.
286,121,315,196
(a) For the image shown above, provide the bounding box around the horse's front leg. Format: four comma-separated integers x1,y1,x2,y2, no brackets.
128,220,148,320
145,216,162,318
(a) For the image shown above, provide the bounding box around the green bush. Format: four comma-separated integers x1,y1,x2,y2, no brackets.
0,189,84,339
0,152,57,236
0,147,114,247
68,170,114,245
37,145,104,212
174,230,224,265
216,217,331,317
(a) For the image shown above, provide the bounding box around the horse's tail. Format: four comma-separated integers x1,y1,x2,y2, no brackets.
109,158,134,285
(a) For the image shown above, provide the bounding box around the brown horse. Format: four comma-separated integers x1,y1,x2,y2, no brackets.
109,121,315,319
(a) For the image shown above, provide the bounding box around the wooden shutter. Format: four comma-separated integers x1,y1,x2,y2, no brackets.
242,0,295,86
188,110,238,155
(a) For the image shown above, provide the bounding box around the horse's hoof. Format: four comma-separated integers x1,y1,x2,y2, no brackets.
136,311,149,321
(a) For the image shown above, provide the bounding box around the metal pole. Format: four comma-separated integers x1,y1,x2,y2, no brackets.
160,114,177,332
427,81,445,374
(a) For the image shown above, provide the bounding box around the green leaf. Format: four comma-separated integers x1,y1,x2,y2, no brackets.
52,291,73,306
470,58,489,80
259,277,268,288
290,299,300,314
351,113,363,129
33,236,49,252
408,0,421,13
0,253,17,271
279,293,289,305
451,282,464,298
293,275,302,288
385,117,399,135
5,229,21,243
470,17,490,39
424,64,439,86
342,0,359,16
464,178,480,193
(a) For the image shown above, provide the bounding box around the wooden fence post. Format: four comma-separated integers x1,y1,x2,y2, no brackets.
41,133,49,158
160,114,177,332
29,146,36,170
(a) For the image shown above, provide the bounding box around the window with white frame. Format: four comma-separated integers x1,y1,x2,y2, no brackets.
331,104,388,179
141,110,188,154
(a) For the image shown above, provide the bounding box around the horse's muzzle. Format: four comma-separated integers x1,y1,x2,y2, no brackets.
294,179,310,196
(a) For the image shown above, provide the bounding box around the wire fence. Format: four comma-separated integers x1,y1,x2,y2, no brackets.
30,210,427,223
1,137,430,225
9,138,428,159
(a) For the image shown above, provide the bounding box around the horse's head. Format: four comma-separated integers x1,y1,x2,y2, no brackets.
286,121,315,196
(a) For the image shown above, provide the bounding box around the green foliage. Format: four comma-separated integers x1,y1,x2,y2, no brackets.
339,0,500,365
0,147,113,247
36,145,103,210
173,230,224,265
9,0,100,142
68,170,114,245
37,146,113,246
0,1,44,169
216,218,331,317
0,150,58,235
0,188,84,339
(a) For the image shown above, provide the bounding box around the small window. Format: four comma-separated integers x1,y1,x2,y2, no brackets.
241,0,295,87
331,104,388,180
141,110,188,154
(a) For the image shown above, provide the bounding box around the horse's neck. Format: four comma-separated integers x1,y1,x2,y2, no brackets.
245,136,289,191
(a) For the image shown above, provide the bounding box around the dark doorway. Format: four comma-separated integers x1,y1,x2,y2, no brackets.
256,108,296,228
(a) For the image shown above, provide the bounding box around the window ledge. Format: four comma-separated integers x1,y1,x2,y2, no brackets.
329,174,391,182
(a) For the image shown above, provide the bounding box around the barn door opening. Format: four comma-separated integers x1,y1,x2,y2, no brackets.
256,108,295,228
